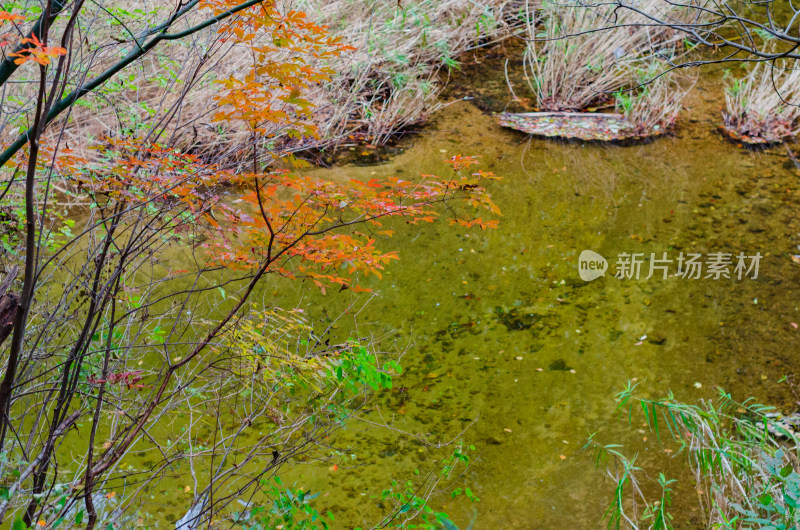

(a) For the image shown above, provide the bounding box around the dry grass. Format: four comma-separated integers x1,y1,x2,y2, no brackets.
615,64,693,134
723,60,800,142
522,0,700,113
299,0,514,144
17,0,515,167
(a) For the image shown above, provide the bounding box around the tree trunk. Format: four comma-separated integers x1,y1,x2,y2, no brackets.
0,266,19,348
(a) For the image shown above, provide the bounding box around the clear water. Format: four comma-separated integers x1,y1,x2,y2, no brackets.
102,66,800,528
267,88,800,528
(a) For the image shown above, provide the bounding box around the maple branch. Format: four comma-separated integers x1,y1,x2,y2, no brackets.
85,182,439,479
0,0,69,89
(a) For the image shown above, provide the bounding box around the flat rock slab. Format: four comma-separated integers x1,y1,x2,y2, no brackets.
496,111,665,142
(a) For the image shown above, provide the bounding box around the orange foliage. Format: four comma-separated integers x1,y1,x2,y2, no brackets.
9,34,66,65
0,11,24,22
52,1,500,292
0,11,65,63
63,138,499,290
207,0,353,142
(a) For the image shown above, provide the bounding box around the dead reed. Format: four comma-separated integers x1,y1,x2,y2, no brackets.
522,0,699,130
723,59,800,142
10,0,515,167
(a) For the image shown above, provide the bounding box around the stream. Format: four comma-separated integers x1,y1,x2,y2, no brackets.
138,68,800,528
286,91,800,527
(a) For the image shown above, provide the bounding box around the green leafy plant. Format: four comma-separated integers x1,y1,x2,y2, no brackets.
332,340,401,394
371,442,477,530
234,477,331,530
587,382,800,529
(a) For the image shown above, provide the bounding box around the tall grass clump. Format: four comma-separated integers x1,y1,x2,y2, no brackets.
523,0,700,117
33,0,514,167
587,382,800,529
300,0,515,143
723,60,800,142
615,64,694,134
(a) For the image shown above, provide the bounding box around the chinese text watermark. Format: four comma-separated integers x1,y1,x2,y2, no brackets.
579,250,761,282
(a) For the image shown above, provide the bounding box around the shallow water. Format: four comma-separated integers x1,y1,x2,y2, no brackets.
92,59,800,527
257,87,800,528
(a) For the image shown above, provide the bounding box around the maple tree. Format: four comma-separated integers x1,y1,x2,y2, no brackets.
0,0,499,528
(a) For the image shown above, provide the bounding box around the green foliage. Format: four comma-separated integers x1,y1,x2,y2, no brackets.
641,473,675,530
373,442,477,529
589,382,800,529
724,71,746,99
233,442,476,530
614,91,635,116
332,341,401,394
234,477,330,530
727,448,800,529
0,171,82,256
379,479,459,530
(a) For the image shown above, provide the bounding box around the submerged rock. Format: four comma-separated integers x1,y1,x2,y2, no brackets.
494,306,542,331
497,111,670,142
548,359,573,371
